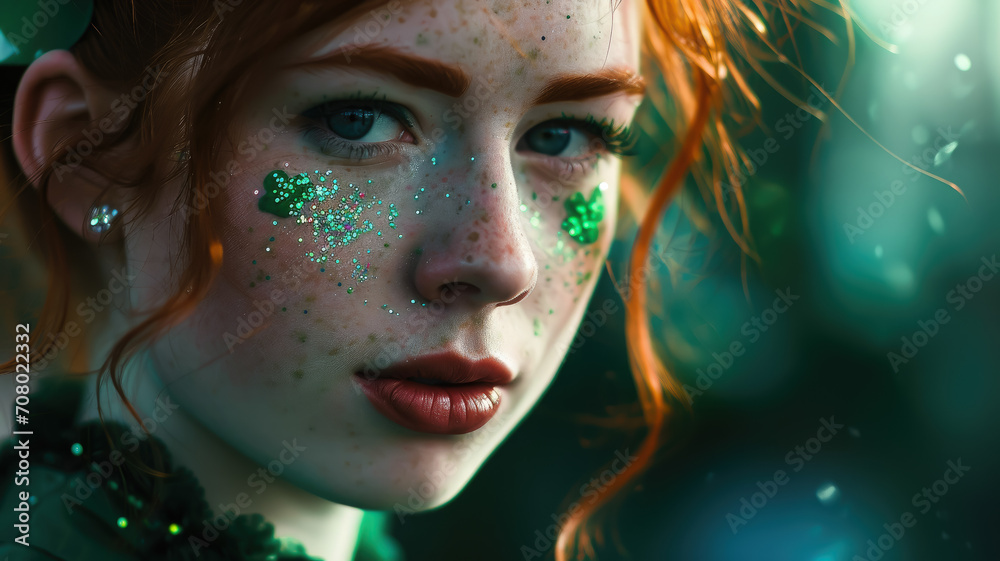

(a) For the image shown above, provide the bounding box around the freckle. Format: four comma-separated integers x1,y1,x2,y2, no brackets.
467,232,479,242
465,254,474,263
368,333,377,342
328,348,340,355
292,369,304,379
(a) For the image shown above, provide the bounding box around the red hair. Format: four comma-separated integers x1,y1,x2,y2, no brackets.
556,1,856,559
0,0,849,558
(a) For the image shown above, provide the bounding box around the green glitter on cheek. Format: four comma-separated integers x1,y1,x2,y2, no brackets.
561,182,606,245
257,169,401,286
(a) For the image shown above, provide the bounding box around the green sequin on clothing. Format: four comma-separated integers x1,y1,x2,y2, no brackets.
0,374,403,561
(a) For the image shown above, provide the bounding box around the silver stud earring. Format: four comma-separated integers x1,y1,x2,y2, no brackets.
87,204,119,233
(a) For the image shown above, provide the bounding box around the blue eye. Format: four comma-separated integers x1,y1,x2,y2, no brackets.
315,103,409,143
517,116,638,161
327,107,377,140
516,119,603,159
302,99,417,161
523,122,572,155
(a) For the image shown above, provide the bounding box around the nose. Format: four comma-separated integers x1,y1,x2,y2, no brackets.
412,156,537,308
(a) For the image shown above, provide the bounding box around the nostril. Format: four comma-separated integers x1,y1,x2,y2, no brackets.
439,281,479,300
498,288,531,307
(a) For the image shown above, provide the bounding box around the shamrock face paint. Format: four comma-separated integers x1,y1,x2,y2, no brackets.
257,168,400,280
561,182,606,245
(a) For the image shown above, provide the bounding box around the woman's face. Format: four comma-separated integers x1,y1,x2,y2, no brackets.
132,0,642,509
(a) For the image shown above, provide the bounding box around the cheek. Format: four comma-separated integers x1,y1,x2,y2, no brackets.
174,162,426,382
521,178,619,341
232,167,402,298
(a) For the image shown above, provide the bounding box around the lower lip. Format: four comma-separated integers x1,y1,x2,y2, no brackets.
355,375,502,434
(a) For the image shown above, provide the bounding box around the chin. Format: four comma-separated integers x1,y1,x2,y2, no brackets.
290,464,473,512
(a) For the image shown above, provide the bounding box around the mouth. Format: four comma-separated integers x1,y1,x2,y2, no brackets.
354,352,514,435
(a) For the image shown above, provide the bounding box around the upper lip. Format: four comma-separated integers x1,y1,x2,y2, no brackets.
363,352,515,385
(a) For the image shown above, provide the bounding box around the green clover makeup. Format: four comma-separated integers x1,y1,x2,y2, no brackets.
561,182,606,245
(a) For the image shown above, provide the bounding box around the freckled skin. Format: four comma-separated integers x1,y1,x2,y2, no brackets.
127,0,642,510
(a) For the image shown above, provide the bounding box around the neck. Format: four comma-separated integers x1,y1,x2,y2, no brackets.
76,306,364,561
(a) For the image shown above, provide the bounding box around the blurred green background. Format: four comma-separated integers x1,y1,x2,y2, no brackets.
391,1,1000,560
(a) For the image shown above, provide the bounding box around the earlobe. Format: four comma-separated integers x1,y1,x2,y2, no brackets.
11,49,126,241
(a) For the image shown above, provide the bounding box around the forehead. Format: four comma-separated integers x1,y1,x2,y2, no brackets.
311,0,640,84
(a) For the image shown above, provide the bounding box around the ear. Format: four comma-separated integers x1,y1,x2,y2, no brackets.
11,49,128,242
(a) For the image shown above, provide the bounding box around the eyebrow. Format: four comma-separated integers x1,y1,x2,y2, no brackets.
291,46,643,105
533,67,646,104
291,45,471,98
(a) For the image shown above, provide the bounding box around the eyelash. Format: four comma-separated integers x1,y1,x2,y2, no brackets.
299,97,638,170
301,133,403,161
563,113,639,157
528,114,638,178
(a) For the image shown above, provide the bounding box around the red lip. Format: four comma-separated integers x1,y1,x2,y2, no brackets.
354,352,513,434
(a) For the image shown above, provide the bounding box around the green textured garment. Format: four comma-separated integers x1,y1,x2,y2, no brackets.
0,375,404,561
